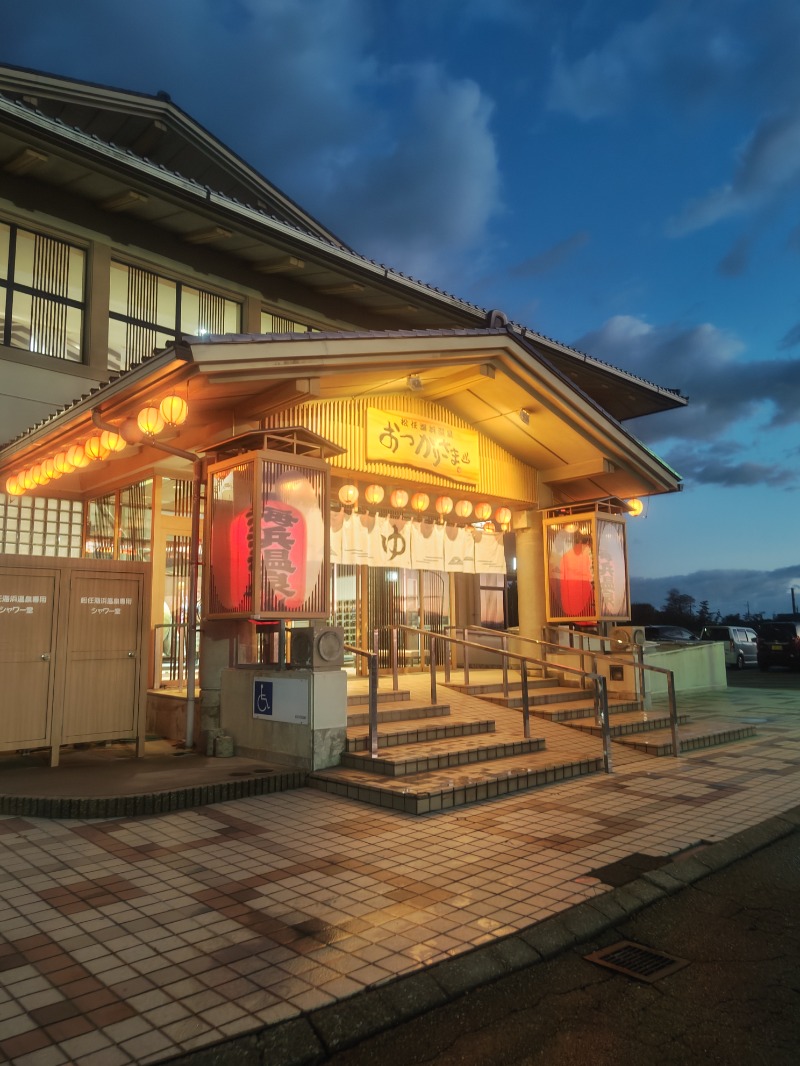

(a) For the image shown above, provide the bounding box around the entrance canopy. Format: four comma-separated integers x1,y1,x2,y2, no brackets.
0,327,683,506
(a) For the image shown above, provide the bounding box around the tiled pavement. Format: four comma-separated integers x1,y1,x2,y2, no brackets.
1,677,800,1064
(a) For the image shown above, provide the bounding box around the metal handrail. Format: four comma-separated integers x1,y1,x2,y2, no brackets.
466,624,681,758
394,623,614,772
344,640,380,758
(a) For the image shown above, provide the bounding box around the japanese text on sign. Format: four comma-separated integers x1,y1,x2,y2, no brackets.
0,594,47,615
81,595,132,616
365,407,480,484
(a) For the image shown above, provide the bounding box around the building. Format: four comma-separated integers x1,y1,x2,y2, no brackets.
0,63,686,769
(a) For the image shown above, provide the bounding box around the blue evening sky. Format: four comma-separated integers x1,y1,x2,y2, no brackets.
4,0,799,618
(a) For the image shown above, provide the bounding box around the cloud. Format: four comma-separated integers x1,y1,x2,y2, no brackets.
656,445,798,489
318,63,501,282
545,3,751,121
576,314,800,460
544,1,800,273
779,322,800,350
630,564,800,619
508,231,589,278
2,0,503,286
670,110,800,237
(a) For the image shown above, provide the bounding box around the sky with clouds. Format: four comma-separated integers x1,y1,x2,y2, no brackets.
4,0,799,619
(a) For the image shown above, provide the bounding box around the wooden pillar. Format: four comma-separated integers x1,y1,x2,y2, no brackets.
515,518,547,641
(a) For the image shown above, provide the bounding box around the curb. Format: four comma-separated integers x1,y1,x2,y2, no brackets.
0,770,307,819
160,804,800,1065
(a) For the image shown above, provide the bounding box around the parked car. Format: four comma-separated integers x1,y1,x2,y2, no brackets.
756,621,800,671
700,625,758,669
644,625,699,643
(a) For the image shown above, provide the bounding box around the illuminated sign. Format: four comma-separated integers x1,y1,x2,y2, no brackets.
365,408,480,484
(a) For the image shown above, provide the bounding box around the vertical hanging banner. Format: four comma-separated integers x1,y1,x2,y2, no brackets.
373,515,413,569
208,462,254,614
472,528,506,574
410,521,445,571
365,407,480,484
329,509,344,566
597,519,629,617
340,512,371,565
443,524,474,573
260,465,326,612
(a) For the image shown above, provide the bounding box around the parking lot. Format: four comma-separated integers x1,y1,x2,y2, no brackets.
726,664,800,690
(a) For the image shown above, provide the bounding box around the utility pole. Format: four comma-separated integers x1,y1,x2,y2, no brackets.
792,587,798,616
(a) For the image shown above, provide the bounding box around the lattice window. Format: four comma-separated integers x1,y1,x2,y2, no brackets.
260,310,313,333
0,220,85,361
0,494,84,556
108,260,240,371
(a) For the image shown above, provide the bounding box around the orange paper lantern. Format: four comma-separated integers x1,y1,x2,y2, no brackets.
54,451,74,474
84,435,106,460
389,489,409,509
410,492,430,513
338,484,359,507
137,406,165,436
100,429,127,453
66,444,90,469
160,394,189,426
474,502,492,521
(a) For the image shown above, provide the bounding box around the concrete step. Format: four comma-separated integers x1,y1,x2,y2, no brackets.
482,686,595,709
308,749,605,815
346,702,451,727
347,689,411,707
444,677,549,697
346,718,496,752
612,720,757,756
563,710,690,738
521,696,642,723
341,736,546,776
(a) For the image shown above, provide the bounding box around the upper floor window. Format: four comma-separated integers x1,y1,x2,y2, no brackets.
260,310,313,333
109,261,241,372
0,221,85,361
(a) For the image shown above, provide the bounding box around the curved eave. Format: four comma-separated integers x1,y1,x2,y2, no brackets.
0,330,683,506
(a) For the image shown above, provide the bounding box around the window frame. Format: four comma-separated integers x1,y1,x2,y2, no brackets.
0,219,86,362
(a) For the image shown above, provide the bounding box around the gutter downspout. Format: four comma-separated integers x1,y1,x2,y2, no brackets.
91,409,203,750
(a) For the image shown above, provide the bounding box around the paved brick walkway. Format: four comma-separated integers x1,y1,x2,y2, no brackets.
1,679,799,1064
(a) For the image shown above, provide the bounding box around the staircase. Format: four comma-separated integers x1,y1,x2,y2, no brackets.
308,674,606,814
461,676,758,756
308,669,758,815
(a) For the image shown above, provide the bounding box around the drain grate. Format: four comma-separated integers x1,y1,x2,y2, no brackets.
584,940,689,983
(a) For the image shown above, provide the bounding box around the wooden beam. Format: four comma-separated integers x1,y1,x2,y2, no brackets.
255,256,305,274
541,458,617,484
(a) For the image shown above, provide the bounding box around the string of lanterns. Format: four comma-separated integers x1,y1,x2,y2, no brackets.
337,483,513,530
4,394,189,497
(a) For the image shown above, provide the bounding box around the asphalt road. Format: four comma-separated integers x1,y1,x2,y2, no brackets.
323,790,800,1064
725,663,800,690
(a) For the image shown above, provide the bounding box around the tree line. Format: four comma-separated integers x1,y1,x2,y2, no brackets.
631,588,764,630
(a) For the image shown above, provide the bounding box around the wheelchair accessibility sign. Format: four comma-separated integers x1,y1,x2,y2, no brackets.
254,680,273,718
253,677,309,724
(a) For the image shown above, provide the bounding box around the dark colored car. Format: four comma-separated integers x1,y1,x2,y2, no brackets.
756,621,800,670
644,625,698,643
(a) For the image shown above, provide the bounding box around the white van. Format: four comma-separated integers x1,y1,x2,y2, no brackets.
700,625,758,669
